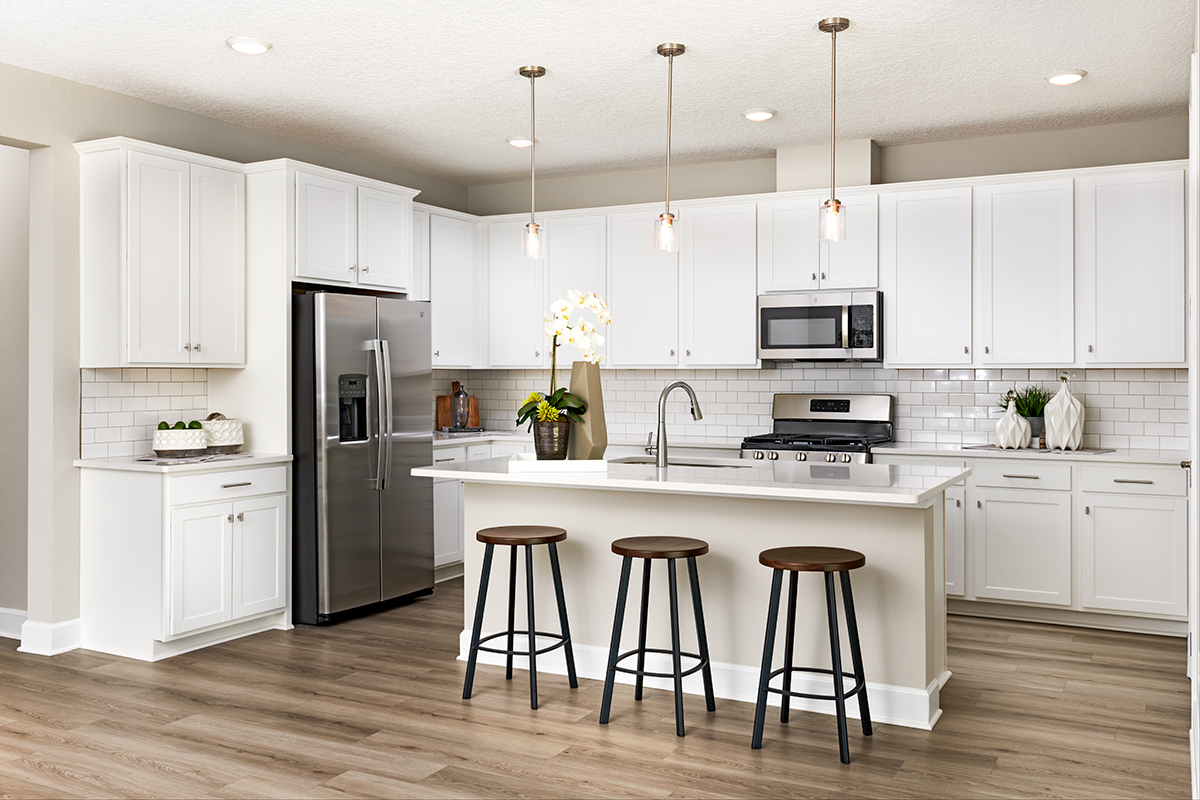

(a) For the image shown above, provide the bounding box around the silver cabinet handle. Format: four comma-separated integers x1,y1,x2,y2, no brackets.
351,264,357,272
670,349,675,356
535,351,540,357
226,514,234,522
236,512,244,522
1113,479,1153,485
686,349,691,357
362,265,370,273
964,346,969,354
1086,506,1090,515
1088,344,1093,353
956,499,961,507
434,350,439,357
195,343,201,352
1002,474,1040,480
821,272,826,280
812,273,817,281
984,346,989,354
184,343,192,351
221,482,252,489
435,457,455,463
977,500,982,509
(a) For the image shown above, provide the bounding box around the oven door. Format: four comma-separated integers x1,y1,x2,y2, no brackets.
757,292,881,361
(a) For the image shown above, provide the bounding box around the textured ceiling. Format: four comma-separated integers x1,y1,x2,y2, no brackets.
0,0,1194,186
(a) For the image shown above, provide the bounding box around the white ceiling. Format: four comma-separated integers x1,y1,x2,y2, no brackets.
0,0,1194,186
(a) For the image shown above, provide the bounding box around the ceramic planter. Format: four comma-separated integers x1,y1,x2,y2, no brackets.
533,420,571,460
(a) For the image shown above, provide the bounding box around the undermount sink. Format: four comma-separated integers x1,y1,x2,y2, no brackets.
608,455,752,469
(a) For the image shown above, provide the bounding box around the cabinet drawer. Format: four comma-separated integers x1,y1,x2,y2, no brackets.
491,442,529,457
466,444,492,461
972,459,1071,491
1080,464,1187,497
169,466,288,507
432,445,467,464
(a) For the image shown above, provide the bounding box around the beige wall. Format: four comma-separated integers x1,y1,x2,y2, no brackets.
0,144,28,611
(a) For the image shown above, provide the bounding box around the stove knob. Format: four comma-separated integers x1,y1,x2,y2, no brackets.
796,452,806,461
767,451,779,460
841,453,852,463
825,453,835,462
753,450,765,460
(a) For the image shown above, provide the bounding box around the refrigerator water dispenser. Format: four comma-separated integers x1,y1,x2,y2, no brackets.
338,374,368,442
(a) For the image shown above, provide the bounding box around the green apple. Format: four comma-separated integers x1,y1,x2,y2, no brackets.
157,421,169,430
172,421,186,430
188,420,202,429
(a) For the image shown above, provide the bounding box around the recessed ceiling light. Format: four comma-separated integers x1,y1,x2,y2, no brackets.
1046,69,1086,86
744,108,776,122
226,36,272,55
506,136,535,148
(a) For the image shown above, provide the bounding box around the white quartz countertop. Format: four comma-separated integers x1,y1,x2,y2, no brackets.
874,442,1188,466
75,453,292,473
432,431,533,446
413,456,970,508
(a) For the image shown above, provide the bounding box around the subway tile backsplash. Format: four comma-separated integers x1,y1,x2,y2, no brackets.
80,368,207,459
435,366,1190,452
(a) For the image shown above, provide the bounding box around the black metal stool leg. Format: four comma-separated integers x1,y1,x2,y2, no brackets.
547,542,578,689
525,544,538,710
667,558,686,737
463,543,495,700
751,568,783,749
686,556,715,712
505,545,517,680
600,556,632,725
781,570,798,723
840,571,872,736
634,559,651,701
825,571,850,764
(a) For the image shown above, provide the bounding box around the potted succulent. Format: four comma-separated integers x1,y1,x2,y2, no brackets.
997,385,1053,441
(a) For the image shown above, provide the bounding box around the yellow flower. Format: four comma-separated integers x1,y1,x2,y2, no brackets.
535,400,561,422
524,391,543,405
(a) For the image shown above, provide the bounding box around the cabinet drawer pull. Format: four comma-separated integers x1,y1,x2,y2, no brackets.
227,514,234,522
1086,506,1090,515
1113,479,1153,485
812,273,817,281
237,512,244,522
956,499,961,507
435,457,456,463
220,481,252,489
1001,474,1040,480
977,500,982,509
194,343,201,352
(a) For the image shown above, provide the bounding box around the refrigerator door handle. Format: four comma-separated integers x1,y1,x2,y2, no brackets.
380,338,394,490
371,339,387,491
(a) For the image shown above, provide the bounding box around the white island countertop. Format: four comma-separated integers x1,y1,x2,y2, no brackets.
413,456,969,508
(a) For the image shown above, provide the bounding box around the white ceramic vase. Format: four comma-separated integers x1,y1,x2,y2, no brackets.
994,399,1031,449
1044,378,1084,451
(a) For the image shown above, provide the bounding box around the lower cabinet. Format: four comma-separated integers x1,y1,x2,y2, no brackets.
944,486,965,598
973,487,1072,606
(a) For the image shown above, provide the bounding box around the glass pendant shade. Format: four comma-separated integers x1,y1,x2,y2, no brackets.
820,199,846,242
522,221,543,259
654,212,678,252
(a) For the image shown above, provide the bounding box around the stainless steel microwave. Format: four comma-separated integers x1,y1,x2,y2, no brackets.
757,291,882,361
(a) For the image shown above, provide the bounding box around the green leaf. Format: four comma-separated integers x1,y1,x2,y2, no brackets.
564,410,585,424
558,392,585,409
547,387,567,405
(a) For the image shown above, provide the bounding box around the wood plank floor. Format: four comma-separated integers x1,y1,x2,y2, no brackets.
0,578,1190,799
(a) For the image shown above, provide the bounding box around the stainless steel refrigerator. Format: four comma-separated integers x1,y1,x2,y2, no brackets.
293,291,434,625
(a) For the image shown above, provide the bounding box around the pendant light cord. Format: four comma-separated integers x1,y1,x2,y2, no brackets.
830,28,836,204
665,52,673,214
530,73,536,227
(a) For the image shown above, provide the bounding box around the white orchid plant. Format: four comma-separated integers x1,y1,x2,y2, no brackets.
516,290,612,428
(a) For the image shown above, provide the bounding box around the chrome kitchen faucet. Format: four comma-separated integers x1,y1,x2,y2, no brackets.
656,381,703,469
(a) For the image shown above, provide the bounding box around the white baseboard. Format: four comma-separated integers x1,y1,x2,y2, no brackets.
948,599,1188,636
0,607,27,640
459,630,945,730
436,562,465,584
18,618,82,656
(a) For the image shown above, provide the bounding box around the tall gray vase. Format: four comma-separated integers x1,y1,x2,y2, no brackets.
567,361,607,460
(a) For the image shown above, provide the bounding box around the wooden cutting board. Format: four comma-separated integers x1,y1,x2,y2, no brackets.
436,395,479,429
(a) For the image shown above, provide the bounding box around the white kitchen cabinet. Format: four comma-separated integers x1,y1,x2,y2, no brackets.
609,210,679,366
545,214,608,366
357,185,413,291
295,171,357,284
78,138,246,368
757,194,878,293
432,445,467,570
681,202,758,366
945,486,966,598
231,493,288,620
411,209,430,302
973,486,1072,606
1078,169,1185,364
976,179,1074,364
882,186,973,365
487,219,546,367
430,214,476,368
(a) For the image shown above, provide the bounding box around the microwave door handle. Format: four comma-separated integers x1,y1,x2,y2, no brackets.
371,339,386,491
379,338,394,490
842,305,850,349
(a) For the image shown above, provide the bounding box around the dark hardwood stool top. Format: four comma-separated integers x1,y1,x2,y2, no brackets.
462,525,577,710
600,535,715,737
751,546,872,764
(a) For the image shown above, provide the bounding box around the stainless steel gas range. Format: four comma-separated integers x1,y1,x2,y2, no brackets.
740,394,895,464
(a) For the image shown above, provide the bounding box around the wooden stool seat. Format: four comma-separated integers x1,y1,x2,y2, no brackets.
759,546,866,573
477,525,567,546
612,536,709,559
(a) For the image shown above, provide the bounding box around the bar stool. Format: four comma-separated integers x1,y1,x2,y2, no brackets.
462,525,577,710
751,546,872,764
599,536,715,737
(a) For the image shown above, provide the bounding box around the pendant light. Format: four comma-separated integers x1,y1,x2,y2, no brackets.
519,65,546,259
654,43,685,252
819,18,849,242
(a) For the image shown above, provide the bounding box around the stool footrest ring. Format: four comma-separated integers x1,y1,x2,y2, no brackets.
476,629,571,658
612,647,709,680
766,665,866,702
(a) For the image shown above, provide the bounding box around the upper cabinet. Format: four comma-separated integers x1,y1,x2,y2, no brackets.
410,208,430,302
429,213,476,368
681,202,758,367
758,193,878,293
544,214,608,366
609,210,679,367
357,186,414,291
78,138,245,368
486,219,546,368
882,186,973,366
1078,169,1185,365
976,179,1074,364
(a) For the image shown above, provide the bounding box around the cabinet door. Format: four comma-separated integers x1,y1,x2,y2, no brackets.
973,488,1071,605
1081,493,1187,616
168,502,232,635
882,187,973,365
231,494,287,620
757,197,820,293
977,180,1073,364
357,186,412,291
609,210,679,366
1079,169,1185,364
545,214,608,366
821,193,879,290
411,209,430,302
487,219,546,367
945,486,966,598
682,203,758,366
429,214,475,367
295,171,357,283
127,150,190,364
433,478,463,568
189,164,245,365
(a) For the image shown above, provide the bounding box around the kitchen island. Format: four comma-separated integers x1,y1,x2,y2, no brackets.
412,457,970,730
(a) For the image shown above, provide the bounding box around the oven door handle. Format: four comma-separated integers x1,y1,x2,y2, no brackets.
842,305,850,349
